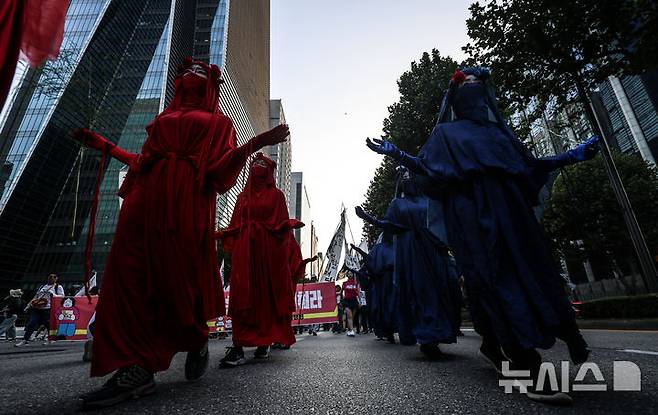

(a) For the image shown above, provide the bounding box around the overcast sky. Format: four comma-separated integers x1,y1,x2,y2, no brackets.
270,0,473,250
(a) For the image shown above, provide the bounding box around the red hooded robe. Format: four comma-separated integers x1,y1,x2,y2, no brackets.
221,153,303,347
91,59,252,377
0,0,67,108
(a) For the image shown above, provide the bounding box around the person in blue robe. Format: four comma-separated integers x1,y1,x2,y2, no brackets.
366,67,599,402
351,236,397,343
446,255,464,337
356,168,458,359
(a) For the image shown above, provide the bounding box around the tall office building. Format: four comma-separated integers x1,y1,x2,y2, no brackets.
265,99,292,203
599,74,658,164
523,73,658,164
289,171,319,278
525,102,592,159
0,0,270,291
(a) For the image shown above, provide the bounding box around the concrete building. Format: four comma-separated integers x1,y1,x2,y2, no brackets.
0,0,270,291
265,99,292,203
289,172,319,278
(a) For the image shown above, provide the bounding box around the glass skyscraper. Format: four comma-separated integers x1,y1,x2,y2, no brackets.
0,0,270,291
599,73,658,163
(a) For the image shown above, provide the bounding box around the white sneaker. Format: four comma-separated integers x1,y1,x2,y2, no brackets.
347,330,355,337
14,340,29,347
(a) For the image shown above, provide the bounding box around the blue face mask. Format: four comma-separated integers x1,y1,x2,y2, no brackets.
452,83,496,124
399,177,418,198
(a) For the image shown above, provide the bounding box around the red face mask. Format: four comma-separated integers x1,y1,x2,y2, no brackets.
181,74,206,100
251,164,268,177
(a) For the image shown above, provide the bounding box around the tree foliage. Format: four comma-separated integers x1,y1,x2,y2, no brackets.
543,153,658,281
361,50,458,243
463,0,658,127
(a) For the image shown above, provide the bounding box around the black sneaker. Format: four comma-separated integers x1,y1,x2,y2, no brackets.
219,346,246,368
78,365,156,410
82,339,93,362
479,340,505,375
567,333,590,365
511,352,573,405
254,346,270,359
526,384,573,405
185,341,209,381
419,343,443,360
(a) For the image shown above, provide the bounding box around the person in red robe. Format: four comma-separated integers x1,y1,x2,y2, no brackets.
217,153,306,366
0,0,68,109
73,58,289,410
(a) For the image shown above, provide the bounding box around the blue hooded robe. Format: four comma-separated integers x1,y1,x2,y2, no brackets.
405,80,584,351
358,236,397,338
371,175,458,346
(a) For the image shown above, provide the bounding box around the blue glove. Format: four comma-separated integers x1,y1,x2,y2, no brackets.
567,135,601,162
366,138,401,159
355,206,381,228
355,206,369,221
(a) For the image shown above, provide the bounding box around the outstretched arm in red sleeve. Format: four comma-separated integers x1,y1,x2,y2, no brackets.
207,120,289,193
71,128,137,166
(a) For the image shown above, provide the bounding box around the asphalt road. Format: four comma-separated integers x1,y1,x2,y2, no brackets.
1,328,657,414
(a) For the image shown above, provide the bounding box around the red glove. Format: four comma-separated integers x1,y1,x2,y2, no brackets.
274,219,304,233
71,128,137,166
72,128,111,152
303,256,319,266
250,124,289,152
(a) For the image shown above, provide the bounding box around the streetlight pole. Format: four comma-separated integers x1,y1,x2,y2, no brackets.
582,89,658,293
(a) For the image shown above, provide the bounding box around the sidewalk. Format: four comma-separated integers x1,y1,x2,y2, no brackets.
0,326,84,356
576,318,658,331
461,318,658,332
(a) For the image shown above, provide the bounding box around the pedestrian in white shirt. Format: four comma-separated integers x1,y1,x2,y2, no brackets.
15,273,64,347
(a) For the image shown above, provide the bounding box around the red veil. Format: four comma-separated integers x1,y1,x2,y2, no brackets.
90,58,253,377
221,153,303,347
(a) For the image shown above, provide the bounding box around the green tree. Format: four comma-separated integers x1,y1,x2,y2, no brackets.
361,50,458,243
463,0,658,125
543,153,658,281
464,0,658,289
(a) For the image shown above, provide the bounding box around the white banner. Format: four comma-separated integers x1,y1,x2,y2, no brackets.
75,271,97,297
343,238,360,271
320,209,346,283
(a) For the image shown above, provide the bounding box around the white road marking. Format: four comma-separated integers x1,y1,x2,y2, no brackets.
619,349,658,356
581,328,658,333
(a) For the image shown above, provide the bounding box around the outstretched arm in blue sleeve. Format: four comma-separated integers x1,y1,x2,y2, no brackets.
350,244,368,260
355,206,407,234
365,138,427,175
533,136,601,174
